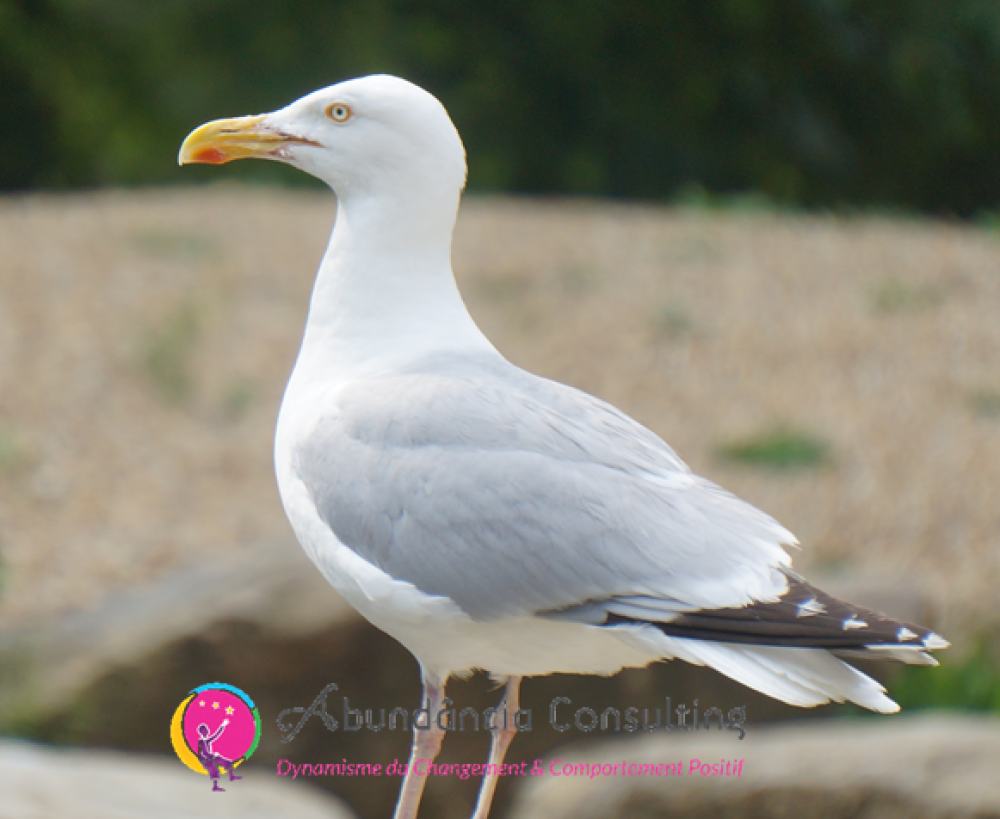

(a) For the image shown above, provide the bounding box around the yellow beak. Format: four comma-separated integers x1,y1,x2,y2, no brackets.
178,114,318,165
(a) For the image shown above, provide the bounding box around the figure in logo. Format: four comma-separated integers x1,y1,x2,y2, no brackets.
196,718,243,792
171,683,261,785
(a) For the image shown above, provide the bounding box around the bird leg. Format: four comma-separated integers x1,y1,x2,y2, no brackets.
393,671,447,819
471,675,523,819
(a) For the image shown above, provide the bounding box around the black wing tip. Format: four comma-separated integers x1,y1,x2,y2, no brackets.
600,574,948,654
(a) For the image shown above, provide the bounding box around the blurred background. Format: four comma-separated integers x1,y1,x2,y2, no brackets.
2,1,1000,818
6,0,1000,214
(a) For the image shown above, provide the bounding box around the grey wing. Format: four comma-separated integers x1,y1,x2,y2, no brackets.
295,353,795,622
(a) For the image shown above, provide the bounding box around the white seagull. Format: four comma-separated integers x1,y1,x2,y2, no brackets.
180,75,948,819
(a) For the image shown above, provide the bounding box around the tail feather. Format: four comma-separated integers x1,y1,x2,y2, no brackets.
834,646,938,666
603,571,947,653
637,630,900,713
568,568,947,712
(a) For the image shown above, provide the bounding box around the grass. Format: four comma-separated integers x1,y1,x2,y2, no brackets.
475,271,534,305
129,228,218,262
717,427,832,470
0,430,25,471
673,183,787,215
891,638,1000,712
651,305,693,339
221,378,257,421
557,265,598,296
975,210,1000,233
971,390,1000,419
869,279,942,313
137,304,201,405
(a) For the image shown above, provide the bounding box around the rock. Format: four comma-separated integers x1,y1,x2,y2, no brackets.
0,542,358,722
511,713,1000,819
0,548,933,731
0,738,356,819
0,544,950,819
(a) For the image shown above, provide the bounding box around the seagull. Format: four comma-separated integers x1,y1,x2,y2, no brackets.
179,75,948,819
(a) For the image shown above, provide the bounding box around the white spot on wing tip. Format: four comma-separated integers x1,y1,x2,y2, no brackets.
795,598,825,618
843,616,868,630
923,633,950,650
897,627,919,642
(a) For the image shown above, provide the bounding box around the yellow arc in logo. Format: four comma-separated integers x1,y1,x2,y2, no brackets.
170,693,243,775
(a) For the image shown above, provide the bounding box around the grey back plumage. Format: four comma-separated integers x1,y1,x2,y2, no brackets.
295,352,794,621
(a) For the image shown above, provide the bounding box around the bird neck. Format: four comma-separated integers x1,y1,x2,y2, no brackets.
297,190,494,377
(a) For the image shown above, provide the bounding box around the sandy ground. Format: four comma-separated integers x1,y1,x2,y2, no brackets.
0,187,998,637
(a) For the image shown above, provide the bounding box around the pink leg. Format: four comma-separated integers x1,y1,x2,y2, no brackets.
471,676,522,819
393,671,447,819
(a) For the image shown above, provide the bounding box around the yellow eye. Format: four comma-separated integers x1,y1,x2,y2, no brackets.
325,103,352,123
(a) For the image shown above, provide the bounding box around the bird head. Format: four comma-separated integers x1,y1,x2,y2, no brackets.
178,75,467,202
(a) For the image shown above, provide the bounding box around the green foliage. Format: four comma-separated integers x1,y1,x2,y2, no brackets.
869,279,942,313
974,210,1000,231
129,228,218,262
718,427,832,470
0,429,24,471
557,265,598,297
891,639,1000,712
651,305,693,339
971,389,1000,418
5,0,1000,213
674,184,786,215
221,378,257,421
137,303,201,405
0,428,35,478
475,271,534,306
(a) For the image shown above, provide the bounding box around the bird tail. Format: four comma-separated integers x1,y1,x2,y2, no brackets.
597,571,948,712
646,633,901,712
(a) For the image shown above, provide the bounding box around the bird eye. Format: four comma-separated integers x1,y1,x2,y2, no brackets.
325,103,353,123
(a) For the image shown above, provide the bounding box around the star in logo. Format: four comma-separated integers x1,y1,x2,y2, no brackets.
199,700,206,707
212,702,220,709
225,706,235,715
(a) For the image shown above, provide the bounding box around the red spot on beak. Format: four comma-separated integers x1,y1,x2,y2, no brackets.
192,147,227,165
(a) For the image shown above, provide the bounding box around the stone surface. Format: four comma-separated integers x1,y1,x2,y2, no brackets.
512,713,1000,819
0,739,355,819
0,528,946,819
1,551,930,819
0,542,357,722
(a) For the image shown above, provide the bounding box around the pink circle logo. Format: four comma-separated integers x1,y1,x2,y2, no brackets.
170,683,261,791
